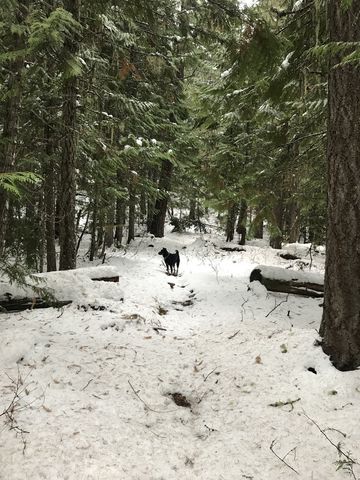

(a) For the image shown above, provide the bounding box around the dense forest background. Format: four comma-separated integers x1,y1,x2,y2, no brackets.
0,0,335,274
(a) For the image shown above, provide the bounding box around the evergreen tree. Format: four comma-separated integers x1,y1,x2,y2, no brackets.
320,0,360,371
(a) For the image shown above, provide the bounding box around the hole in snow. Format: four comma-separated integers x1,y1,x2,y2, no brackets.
169,392,191,408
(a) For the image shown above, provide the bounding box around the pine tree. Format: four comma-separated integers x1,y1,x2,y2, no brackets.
319,0,360,371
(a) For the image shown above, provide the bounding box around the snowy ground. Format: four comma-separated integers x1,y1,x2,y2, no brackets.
1,229,360,480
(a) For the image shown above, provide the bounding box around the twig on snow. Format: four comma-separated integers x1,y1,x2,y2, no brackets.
0,367,37,455
81,379,93,391
269,397,301,412
303,412,357,479
240,296,249,322
228,330,240,340
270,439,299,475
203,367,218,382
153,327,167,333
265,294,289,318
127,380,175,413
197,389,214,404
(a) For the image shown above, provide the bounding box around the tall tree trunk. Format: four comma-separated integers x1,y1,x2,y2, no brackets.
97,213,104,250
59,0,80,270
287,202,300,243
270,201,284,249
149,160,173,238
44,123,57,271
253,221,263,240
226,204,237,242
38,192,46,273
0,2,27,252
236,199,247,245
89,193,98,262
105,205,115,248
127,187,136,244
115,199,126,247
189,199,196,222
139,191,147,225
320,1,360,371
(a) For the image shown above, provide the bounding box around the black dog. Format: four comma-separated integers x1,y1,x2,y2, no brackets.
158,248,180,275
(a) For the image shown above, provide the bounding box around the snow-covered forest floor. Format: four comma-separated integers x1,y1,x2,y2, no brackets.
1,229,360,480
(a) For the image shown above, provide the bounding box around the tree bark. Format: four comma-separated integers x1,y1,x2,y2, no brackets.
115,199,126,247
44,123,57,271
270,201,284,249
149,160,173,238
225,204,237,242
189,199,196,222
58,0,80,270
253,221,263,239
236,199,247,245
139,189,147,224
105,205,115,248
127,187,136,244
89,193,98,262
320,0,360,371
0,2,27,252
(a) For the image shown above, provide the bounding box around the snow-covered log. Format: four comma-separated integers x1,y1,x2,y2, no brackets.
36,266,119,283
0,266,122,313
250,265,324,298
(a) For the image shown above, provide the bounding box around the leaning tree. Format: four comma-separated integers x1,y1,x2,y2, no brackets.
320,0,360,370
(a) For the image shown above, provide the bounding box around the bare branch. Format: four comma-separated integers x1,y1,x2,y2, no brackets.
270,439,299,475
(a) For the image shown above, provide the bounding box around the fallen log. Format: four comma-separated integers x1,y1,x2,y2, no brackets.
0,298,72,313
250,265,324,298
36,266,120,283
92,276,119,283
220,247,246,253
279,253,301,260
0,266,121,313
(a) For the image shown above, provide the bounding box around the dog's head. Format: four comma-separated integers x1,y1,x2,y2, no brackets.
158,248,168,256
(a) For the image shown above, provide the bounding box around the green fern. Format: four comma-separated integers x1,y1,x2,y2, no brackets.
0,172,40,197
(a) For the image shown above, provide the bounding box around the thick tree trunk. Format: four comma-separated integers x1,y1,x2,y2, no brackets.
287,202,300,243
270,201,284,249
236,200,247,245
320,1,360,371
97,214,104,250
38,192,45,273
44,123,57,271
0,3,27,252
127,188,136,244
225,204,237,242
139,190,147,225
115,199,126,247
89,194,98,262
58,0,80,270
254,221,263,239
252,206,263,240
149,160,173,238
105,205,115,248
189,199,196,222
